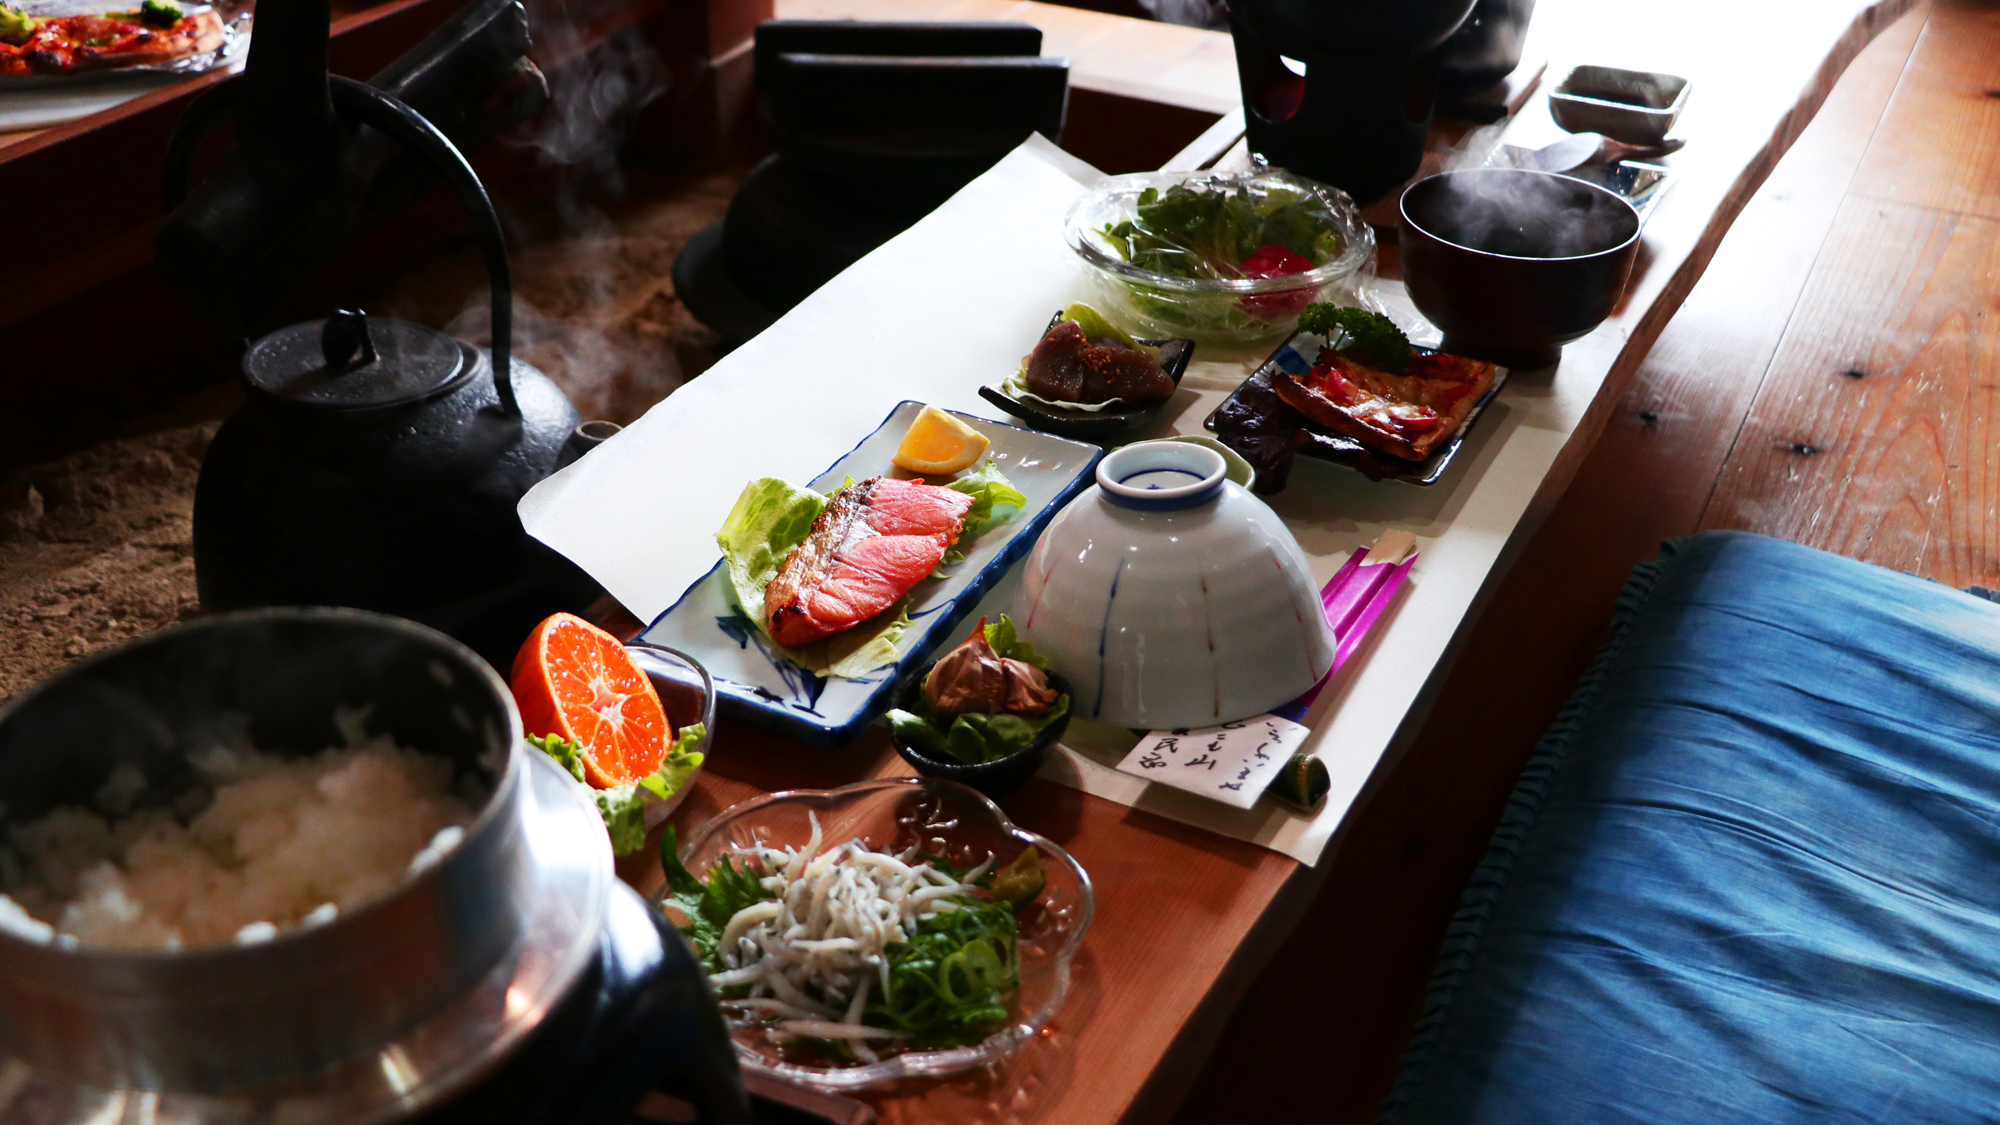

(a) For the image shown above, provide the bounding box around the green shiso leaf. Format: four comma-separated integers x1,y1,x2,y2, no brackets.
659,825,776,971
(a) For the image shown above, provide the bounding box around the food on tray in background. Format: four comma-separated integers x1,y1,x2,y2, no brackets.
661,813,1044,1063
715,451,1026,677
0,739,474,951
1065,168,1373,348
889,616,1070,765
512,612,704,855
1011,303,1175,407
1273,305,1498,461
891,405,990,475
0,0,224,76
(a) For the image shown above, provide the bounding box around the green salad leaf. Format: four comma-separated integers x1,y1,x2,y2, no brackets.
980,615,1047,670
528,723,705,856
1296,303,1413,373
714,463,1025,678
890,697,1069,765
945,459,1028,547
1100,182,1346,282
887,615,1067,765
660,826,776,971
1057,302,1146,350
716,477,826,630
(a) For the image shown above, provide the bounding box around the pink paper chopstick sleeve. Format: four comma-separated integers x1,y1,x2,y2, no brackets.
1272,544,1417,722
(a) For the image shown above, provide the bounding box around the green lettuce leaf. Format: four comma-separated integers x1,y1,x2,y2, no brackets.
787,601,912,678
715,478,827,629
947,459,1028,546
527,723,706,856
889,694,1069,765
981,615,1047,670
1059,302,1150,351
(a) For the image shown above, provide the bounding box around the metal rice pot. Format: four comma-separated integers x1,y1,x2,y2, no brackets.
0,609,534,1093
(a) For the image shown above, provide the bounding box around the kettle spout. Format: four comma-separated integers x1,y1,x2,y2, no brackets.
555,421,624,470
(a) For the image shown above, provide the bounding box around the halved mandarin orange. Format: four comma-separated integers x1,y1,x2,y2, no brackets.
510,612,670,789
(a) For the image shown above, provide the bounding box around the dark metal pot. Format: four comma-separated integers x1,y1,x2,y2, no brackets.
0,609,750,1125
183,79,600,668
1433,0,1537,95
1227,0,1477,203
0,609,534,1094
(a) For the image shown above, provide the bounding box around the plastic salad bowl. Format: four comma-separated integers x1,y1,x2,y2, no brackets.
1065,167,1374,352
665,778,1094,1089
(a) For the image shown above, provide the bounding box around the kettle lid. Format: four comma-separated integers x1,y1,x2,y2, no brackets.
244,311,474,408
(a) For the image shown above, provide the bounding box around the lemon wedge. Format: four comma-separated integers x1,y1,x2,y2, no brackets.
892,405,990,475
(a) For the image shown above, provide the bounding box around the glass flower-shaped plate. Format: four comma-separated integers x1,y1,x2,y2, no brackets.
666,778,1094,1090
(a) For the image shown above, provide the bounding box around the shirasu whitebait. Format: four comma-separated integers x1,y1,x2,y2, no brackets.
708,812,996,1053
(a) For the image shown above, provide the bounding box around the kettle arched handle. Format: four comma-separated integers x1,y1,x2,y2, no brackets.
325,76,518,417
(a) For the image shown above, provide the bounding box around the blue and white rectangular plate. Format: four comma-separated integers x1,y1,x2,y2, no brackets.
638,401,1103,748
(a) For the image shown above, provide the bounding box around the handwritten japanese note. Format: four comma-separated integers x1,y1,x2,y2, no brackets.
1114,715,1314,810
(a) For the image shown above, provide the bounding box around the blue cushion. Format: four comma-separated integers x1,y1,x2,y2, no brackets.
1381,531,2000,1125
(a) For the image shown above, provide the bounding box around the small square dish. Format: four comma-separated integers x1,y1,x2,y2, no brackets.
1204,331,1510,490
1550,64,1690,146
639,401,1103,748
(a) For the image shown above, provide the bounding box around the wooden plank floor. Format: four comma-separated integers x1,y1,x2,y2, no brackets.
1170,0,2000,1120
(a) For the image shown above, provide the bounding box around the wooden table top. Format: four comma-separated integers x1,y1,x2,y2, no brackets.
613,0,1918,1121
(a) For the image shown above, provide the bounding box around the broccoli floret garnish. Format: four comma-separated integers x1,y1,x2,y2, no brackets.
1296,304,1413,373
137,0,181,27
0,4,39,44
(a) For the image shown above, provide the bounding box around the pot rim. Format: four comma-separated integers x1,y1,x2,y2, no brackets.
1399,167,1642,263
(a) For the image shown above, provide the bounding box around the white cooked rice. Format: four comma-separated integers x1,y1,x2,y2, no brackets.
0,738,476,952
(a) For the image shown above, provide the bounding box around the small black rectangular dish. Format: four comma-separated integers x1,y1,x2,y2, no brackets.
979,309,1195,442
1204,330,1510,492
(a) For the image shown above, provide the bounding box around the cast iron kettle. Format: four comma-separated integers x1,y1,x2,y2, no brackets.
177,9,601,667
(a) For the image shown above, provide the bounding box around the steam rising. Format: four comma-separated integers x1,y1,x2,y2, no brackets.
1407,169,1637,260
403,1,702,424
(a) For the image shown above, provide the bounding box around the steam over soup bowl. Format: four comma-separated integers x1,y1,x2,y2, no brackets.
1399,167,1641,370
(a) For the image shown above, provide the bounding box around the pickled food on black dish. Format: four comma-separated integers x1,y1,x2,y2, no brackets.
1020,304,1174,406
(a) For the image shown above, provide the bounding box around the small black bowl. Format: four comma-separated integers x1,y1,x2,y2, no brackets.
979,310,1195,442
887,668,1073,796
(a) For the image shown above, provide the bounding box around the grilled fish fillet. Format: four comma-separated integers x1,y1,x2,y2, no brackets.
765,477,975,647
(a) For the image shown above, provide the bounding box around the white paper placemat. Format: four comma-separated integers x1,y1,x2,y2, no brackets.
522,134,1630,867
519,135,1103,621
